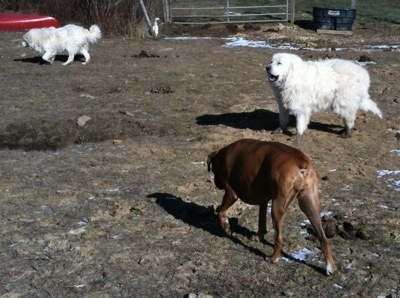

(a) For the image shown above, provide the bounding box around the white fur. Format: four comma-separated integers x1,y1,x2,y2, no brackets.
22,24,102,65
266,53,382,137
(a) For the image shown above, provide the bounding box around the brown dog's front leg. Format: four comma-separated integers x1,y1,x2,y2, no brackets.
217,189,237,234
257,204,268,242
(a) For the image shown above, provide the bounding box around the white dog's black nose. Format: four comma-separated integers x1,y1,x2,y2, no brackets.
266,65,279,82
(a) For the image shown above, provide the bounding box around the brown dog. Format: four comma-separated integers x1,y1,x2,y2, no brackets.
207,139,336,275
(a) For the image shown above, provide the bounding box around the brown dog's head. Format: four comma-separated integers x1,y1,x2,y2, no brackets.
207,150,218,172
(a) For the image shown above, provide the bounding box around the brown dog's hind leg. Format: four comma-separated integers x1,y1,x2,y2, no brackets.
297,190,337,275
216,187,238,235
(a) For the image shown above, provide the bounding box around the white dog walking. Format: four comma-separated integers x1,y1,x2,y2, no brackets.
266,53,382,137
22,24,102,65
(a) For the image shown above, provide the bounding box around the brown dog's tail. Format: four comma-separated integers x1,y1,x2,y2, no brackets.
299,168,309,177
207,151,218,172
293,165,310,192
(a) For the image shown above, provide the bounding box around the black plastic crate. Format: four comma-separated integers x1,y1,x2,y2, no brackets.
313,7,356,31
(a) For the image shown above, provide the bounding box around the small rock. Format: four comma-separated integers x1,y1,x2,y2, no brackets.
337,225,354,239
282,290,294,297
358,55,373,63
150,86,174,94
79,93,95,99
186,293,213,298
243,23,261,31
77,115,91,127
334,214,346,224
323,218,337,238
343,221,358,238
132,50,160,58
226,24,238,33
355,229,371,240
119,110,135,117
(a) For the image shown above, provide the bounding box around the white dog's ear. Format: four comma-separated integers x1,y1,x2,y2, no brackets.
287,57,300,75
23,35,31,44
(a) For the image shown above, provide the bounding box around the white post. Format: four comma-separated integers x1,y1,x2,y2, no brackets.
351,0,356,9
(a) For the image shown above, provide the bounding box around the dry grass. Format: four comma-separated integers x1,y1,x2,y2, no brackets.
0,0,157,35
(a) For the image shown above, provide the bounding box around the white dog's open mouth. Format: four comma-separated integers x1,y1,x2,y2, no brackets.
269,74,279,82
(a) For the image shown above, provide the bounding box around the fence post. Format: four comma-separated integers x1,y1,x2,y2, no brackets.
291,0,295,23
163,0,170,23
226,0,230,23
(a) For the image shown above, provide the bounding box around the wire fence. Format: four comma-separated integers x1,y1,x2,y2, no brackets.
163,0,295,25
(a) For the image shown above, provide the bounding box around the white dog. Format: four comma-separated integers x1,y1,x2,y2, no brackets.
266,53,382,137
22,24,101,65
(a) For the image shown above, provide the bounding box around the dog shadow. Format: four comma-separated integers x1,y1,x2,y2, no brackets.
14,54,85,64
196,109,280,132
196,109,343,136
149,192,325,275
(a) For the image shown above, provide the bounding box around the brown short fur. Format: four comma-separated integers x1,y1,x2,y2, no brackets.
207,139,336,275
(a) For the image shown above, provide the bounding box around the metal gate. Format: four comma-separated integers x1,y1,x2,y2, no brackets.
163,0,295,25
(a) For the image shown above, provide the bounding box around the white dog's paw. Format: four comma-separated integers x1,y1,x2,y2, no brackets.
62,60,74,66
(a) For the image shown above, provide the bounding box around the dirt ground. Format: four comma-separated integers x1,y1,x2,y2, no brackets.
0,20,399,297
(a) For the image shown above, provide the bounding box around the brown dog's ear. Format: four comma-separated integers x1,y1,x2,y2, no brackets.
207,151,218,172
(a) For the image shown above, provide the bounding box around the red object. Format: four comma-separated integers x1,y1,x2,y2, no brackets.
0,13,59,31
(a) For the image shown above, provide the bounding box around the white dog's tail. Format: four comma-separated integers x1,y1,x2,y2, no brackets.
87,25,102,43
362,98,382,118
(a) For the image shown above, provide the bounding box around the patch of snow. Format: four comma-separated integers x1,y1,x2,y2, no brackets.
390,148,400,156
321,211,333,217
76,220,87,227
377,169,400,191
191,161,206,165
9,239,28,247
341,185,351,191
166,36,400,53
281,247,314,262
68,227,86,235
333,284,344,290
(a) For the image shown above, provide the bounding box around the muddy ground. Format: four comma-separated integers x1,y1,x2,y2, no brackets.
0,20,399,297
